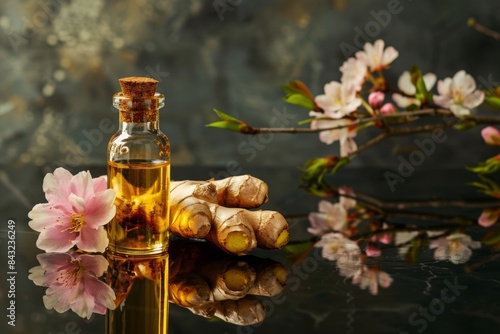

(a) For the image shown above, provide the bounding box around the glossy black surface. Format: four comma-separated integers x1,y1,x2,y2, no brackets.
1,165,500,334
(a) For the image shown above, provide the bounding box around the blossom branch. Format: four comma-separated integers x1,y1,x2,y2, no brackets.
244,110,500,135
468,18,500,41
244,108,451,134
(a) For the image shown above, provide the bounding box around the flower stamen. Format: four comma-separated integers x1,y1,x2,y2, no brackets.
70,213,85,233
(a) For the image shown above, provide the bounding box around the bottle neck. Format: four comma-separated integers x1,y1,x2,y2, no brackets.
113,92,165,133
118,110,159,132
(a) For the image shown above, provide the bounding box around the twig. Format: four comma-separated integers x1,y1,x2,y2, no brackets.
342,189,500,210
245,108,451,134
244,110,500,135
469,18,500,40
347,132,388,158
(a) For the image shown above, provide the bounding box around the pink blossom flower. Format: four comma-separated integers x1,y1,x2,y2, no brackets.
315,233,362,278
433,70,485,117
308,189,356,235
478,209,500,227
429,233,480,264
352,266,393,296
392,71,436,108
365,242,381,257
340,58,367,91
310,116,357,156
380,103,396,115
28,252,116,319
355,39,399,72
368,91,385,109
314,81,362,119
481,126,500,146
28,168,116,253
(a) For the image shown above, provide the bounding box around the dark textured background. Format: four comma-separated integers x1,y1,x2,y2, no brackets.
0,0,499,180
1,2,500,332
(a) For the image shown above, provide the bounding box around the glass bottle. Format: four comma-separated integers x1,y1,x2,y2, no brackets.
107,77,170,255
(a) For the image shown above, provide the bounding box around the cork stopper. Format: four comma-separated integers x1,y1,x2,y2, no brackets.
119,77,158,98
115,77,164,123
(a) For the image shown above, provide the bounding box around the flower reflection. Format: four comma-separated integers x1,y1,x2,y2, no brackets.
308,186,356,235
28,251,116,319
352,266,393,296
478,208,500,227
429,233,481,264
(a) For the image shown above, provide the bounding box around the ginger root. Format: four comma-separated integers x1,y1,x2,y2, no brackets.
170,175,289,255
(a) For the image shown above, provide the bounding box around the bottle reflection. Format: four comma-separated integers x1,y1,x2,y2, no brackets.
106,252,169,334
105,239,288,333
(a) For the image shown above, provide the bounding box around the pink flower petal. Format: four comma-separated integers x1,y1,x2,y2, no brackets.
397,71,415,95
463,90,485,109
378,272,393,288
450,103,470,117
78,227,108,253
36,226,75,252
68,193,86,214
70,171,95,202
83,189,116,228
82,274,116,312
28,203,67,232
43,168,73,205
437,78,452,97
453,70,476,96
340,136,357,157
433,95,451,109
92,175,108,193
423,73,437,90
392,93,419,108
79,254,109,277
381,46,398,67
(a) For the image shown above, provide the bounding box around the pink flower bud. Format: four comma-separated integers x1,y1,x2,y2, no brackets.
368,91,384,109
378,233,391,245
380,103,396,115
478,209,499,227
481,126,500,145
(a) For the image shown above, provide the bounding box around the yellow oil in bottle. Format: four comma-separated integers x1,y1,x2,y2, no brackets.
107,160,170,255
106,253,169,334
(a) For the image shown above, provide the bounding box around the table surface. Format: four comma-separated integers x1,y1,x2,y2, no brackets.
1,165,499,334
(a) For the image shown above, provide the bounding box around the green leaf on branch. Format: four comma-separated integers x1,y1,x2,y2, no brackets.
206,109,254,133
485,96,500,109
467,155,500,175
404,236,428,264
284,93,315,110
284,240,316,265
330,157,350,175
482,229,500,246
282,80,318,111
300,156,350,197
454,120,477,130
298,118,315,125
410,65,433,105
468,174,500,198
